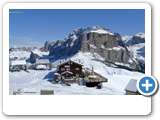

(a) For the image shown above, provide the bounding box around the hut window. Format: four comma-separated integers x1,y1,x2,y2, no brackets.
64,65,70,68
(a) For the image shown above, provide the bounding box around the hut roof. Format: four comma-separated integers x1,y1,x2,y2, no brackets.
88,75,98,79
36,65,48,69
84,67,108,81
58,60,83,67
10,60,26,66
61,71,73,75
36,59,50,64
125,79,137,92
54,72,60,76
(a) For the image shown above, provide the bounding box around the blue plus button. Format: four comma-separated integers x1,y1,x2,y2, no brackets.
137,76,158,96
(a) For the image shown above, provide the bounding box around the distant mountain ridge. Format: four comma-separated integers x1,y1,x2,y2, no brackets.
10,26,145,73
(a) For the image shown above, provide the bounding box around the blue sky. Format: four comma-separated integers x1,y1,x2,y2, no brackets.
9,9,145,47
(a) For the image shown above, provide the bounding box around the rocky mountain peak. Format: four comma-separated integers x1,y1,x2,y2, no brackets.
46,26,145,72
84,26,114,35
122,32,145,46
135,32,145,39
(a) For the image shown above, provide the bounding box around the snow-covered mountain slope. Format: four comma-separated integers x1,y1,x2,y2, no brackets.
122,33,145,66
122,35,133,44
10,48,49,61
71,52,144,91
128,43,145,61
9,26,145,95
9,70,125,95
31,49,49,57
122,32,145,46
9,50,31,60
51,52,144,92
9,52,145,95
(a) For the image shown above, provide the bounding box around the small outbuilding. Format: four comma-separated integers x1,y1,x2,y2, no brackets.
125,79,140,95
35,59,51,70
9,60,27,72
84,67,108,87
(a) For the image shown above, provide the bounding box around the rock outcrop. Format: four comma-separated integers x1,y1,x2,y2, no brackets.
80,31,129,64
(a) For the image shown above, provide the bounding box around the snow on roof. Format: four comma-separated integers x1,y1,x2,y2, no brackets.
61,71,73,75
54,72,60,76
88,75,98,79
58,59,83,67
36,59,50,64
125,79,137,92
36,65,47,69
10,60,26,65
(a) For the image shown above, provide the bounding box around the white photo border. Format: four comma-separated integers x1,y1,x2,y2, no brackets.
3,2,151,115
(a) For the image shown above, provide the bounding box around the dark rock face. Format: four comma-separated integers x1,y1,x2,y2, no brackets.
104,48,129,63
48,40,65,58
28,51,40,63
44,40,64,52
82,32,119,49
49,29,84,59
80,32,130,64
